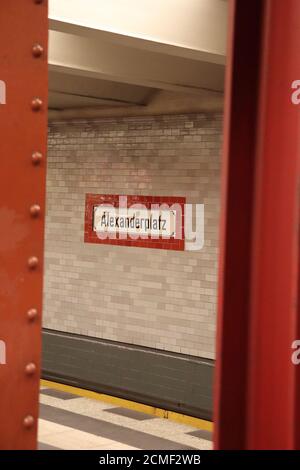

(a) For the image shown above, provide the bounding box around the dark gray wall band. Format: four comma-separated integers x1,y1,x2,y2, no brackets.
42,329,214,420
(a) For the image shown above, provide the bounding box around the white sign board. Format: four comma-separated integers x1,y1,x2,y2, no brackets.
93,206,177,238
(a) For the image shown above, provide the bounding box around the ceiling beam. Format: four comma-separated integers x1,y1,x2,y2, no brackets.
49,31,225,94
48,89,224,121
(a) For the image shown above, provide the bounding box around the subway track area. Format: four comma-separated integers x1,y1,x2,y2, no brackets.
38,383,212,451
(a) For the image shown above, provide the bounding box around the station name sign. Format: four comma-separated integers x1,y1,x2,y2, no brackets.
93,206,176,238
85,194,185,251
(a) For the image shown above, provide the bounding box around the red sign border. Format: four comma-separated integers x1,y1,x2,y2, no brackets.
84,194,185,251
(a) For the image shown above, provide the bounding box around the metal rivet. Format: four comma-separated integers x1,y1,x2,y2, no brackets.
28,256,39,269
32,151,43,165
32,44,44,58
30,204,41,217
23,416,35,429
27,308,38,321
31,98,42,111
25,363,37,375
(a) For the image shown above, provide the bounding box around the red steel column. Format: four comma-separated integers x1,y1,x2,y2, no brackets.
214,0,300,449
0,1,48,449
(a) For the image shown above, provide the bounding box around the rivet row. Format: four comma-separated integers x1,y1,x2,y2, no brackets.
25,2,44,430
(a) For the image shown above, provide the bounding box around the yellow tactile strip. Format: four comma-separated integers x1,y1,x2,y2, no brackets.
41,379,213,433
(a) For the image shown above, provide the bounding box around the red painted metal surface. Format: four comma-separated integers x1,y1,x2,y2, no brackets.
85,194,185,250
214,0,300,449
0,1,48,450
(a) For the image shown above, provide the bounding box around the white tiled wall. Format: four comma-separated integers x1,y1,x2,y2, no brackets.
43,113,222,359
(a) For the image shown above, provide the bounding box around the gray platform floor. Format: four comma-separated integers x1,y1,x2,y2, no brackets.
38,387,212,450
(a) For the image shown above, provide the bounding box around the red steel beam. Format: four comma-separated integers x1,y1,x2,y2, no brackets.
214,0,300,449
0,1,48,449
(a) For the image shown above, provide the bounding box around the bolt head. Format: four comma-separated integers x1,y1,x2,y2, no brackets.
31,98,43,111
27,308,38,321
32,44,44,58
25,363,37,375
32,151,43,165
23,415,35,429
30,204,41,217
28,257,39,269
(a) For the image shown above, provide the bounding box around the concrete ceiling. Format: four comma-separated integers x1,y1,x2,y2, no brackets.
48,0,228,118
